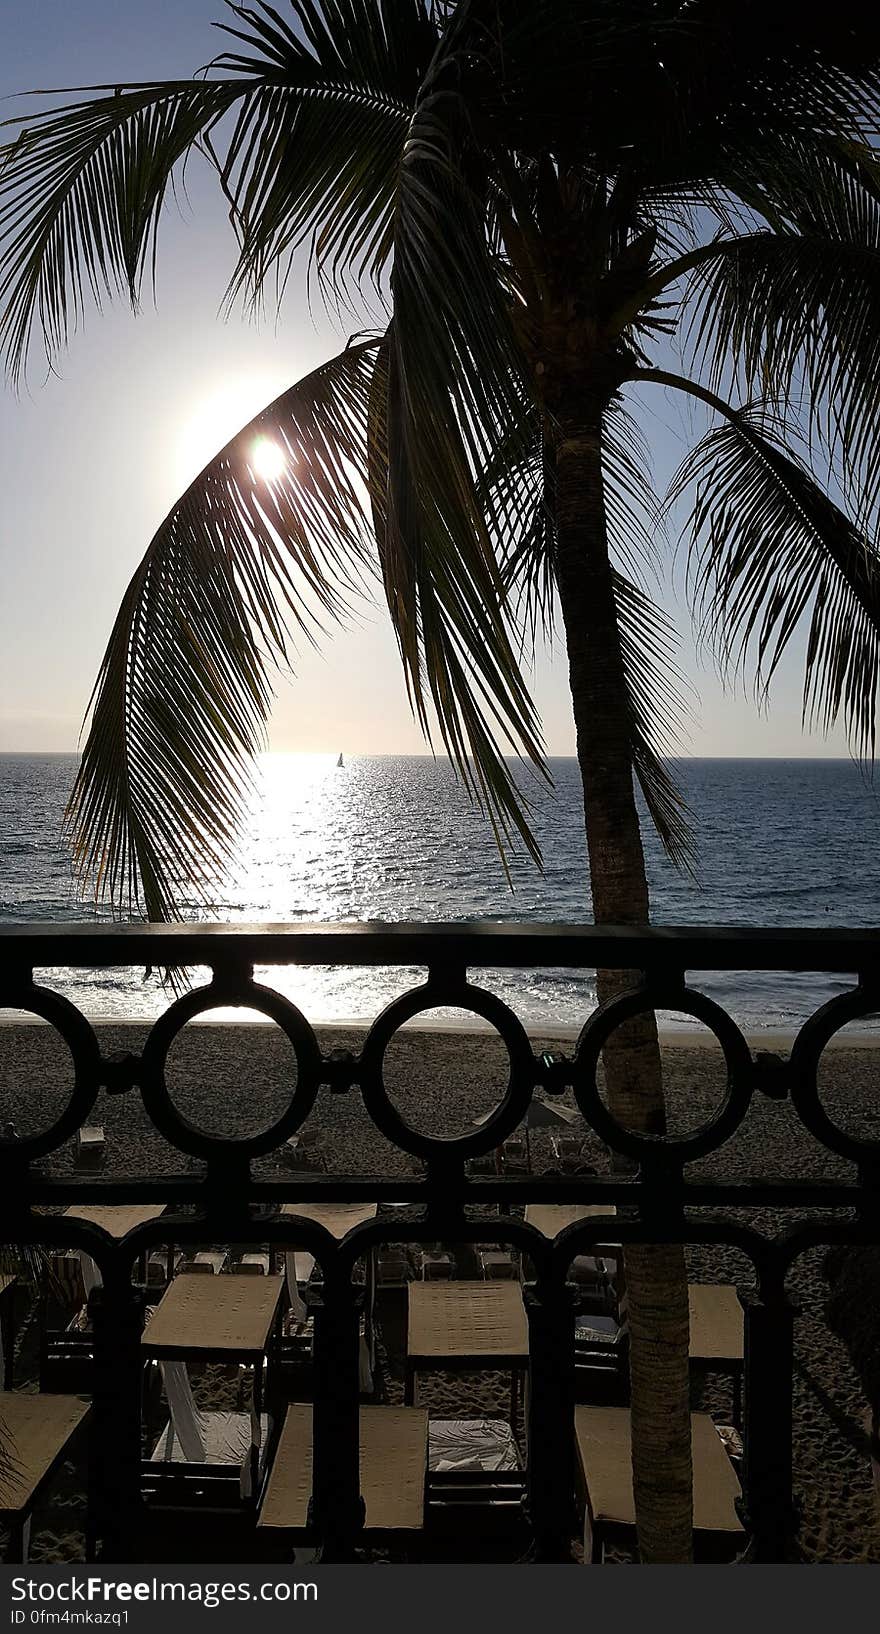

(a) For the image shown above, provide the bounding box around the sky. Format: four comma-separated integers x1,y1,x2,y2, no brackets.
0,0,856,760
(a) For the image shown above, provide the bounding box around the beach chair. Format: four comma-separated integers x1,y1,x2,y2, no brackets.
281,1130,328,1174
74,1126,105,1171
572,1247,628,1394
0,1392,91,1561
143,1408,273,1512
477,1248,519,1281
414,1245,455,1280
257,1404,428,1548
234,1254,271,1276
688,1284,744,1428
141,1273,284,1522
39,1253,92,1393
376,1245,415,1287
574,1406,745,1562
180,1250,228,1275
427,1417,526,1543
500,1136,529,1176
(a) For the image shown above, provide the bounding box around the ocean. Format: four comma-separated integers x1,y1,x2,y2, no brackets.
0,752,877,1033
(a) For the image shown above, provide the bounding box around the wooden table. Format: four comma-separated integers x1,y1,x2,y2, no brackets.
258,1403,428,1538
0,1391,90,1561
405,1281,529,1419
688,1284,744,1427
574,1405,744,1563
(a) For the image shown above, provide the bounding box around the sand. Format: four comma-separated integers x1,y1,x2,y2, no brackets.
1,1018,879,1565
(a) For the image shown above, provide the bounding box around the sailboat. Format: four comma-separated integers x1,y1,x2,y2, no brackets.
336,752,344,768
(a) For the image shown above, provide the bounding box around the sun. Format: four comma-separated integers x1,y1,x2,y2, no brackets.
251,436,287,483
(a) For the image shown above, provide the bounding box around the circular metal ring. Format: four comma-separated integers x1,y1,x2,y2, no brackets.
0,985,101,1159
359,982,536,1161
573,984,753,1163
139,980,322,1159
789,987,880,1164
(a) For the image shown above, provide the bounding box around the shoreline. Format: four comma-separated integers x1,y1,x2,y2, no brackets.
2,1014,879,1049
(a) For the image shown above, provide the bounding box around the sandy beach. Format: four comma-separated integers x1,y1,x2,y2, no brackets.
2,1018,879,1564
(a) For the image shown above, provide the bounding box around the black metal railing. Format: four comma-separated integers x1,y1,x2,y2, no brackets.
1,919,879,1563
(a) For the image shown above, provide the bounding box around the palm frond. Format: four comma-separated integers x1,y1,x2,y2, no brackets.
613,571,695,873
369,328,549,870
663,395,880,760
212,0,437,311
681,220,880,519
0,81,242,381
0,0,437,379
65,336,383,920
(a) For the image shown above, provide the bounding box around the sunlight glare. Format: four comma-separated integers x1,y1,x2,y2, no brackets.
251,436,287,483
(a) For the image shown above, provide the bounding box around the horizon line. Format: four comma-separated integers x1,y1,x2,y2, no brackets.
0,749,867,764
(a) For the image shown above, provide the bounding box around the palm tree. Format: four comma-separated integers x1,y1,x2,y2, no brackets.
4,0,880,1561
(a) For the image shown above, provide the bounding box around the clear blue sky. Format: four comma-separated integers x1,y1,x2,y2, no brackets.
0,0,854,758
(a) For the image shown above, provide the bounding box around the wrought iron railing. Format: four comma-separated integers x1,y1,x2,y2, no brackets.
1,919,879,1563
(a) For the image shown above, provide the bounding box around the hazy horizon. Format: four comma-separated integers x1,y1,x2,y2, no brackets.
0,748,869,763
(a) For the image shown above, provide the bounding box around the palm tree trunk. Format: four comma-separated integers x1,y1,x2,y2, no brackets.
553,417,693,1565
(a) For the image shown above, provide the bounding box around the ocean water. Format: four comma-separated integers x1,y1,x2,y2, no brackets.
0,752,878,1033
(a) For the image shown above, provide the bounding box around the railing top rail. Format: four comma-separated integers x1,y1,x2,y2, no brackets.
1,919,880,972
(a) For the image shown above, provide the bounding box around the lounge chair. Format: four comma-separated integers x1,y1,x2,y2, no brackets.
39,1253,91,1393
258,1403,428,1545
0,1392,90,1561
143,1408,272,1510
74,1126,105,1171
574,1406,745,1562
688,1284,744,1428
234,1254,271,1276
281,1130,328,1173
180,1250,228,1275
427,1417,526,1541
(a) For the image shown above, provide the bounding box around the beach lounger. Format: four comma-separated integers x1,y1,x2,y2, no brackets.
181,1251,228,1275
405,1281,529,1422
427,1417,526,1540
574,1406,745,1562
688,1284,745,1427
143,1409,272,1510
39,1254,91,1392
376,1245,415,1287
281,1130,328,1173
0,1392,90,1561
258,1404,428,1543
74,1126,105,1171
415,1246,455,1280
477,1249,519,1281
142,1271,285,1504
235,1254,271,1276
